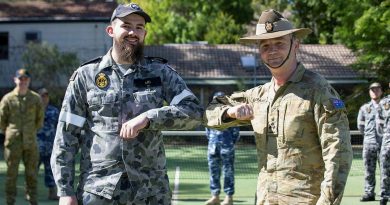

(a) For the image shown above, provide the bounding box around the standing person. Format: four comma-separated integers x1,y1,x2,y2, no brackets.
50,3,203,205
204,9,353,205
357,82,383,202
0,68,44,205
379,82,390,205
205,92,240,205
37,88,60,200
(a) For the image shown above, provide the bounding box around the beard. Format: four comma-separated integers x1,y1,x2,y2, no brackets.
114,37,144,64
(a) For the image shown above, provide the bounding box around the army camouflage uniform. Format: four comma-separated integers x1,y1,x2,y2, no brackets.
0,89,44,205
206,126,240,196
380,95,390,201
37,104,59,188
50,49,203,205
357,100,383,197
204,64,353,205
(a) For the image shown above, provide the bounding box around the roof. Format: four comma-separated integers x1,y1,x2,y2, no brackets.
0,1,117,22
144,44,361,85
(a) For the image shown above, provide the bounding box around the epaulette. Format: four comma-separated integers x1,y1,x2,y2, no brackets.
80,56,102,67
145,56,168,64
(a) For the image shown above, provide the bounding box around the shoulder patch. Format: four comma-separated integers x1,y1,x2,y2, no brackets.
80,56,102,67
145,56,168,64
69,71,78,81
330,98,345,110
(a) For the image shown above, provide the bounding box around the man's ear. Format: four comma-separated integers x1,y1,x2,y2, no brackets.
106,25,114,37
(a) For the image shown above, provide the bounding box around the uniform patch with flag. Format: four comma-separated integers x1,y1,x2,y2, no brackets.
331,98,345,109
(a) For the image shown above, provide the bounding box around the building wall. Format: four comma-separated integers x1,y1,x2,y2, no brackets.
0,21,112,88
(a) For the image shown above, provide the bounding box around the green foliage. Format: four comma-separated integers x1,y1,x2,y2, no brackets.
22,42,79,106
130,0,253,44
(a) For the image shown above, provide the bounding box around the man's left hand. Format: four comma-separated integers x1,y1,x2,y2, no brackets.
120,114,149,139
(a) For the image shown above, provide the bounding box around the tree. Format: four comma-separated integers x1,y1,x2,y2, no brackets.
22,42,79,105
127,0,254,44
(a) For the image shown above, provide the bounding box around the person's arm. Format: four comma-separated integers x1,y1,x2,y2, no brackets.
144,65,204,130
36,95,45,130
0,96,9,132
204,90,255,130
315,86,353,205
51,70,86,198
357,105,365,135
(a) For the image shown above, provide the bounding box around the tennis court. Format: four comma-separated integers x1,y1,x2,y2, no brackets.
0,131,383,205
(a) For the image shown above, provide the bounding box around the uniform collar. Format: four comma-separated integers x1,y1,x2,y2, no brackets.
287,62,305,83
97,48,148,73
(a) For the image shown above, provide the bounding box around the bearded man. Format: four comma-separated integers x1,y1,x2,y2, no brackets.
50,3,203,205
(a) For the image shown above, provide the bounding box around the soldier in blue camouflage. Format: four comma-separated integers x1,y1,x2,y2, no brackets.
205,92,240,205
0,69,44,205
204,9,352,205
379,82,390,205
50,3,203,205
36,88,60,200
357,82,383,202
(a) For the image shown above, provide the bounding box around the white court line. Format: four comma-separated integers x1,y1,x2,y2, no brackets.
172,166,180,205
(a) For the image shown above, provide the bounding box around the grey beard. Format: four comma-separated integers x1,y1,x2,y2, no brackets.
118,42,144,64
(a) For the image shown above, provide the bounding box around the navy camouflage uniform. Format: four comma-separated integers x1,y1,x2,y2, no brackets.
37,104,59,188
50,49,203,205
380,95,390,201
357,100,383,197
206,126,240,196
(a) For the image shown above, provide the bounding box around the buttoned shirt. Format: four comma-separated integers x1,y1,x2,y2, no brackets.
204,63,353,205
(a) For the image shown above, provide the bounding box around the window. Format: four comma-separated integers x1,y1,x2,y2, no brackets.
0,32,8,60
25,31,41,43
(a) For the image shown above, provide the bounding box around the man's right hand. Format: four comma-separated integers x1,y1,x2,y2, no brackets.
226,104,254,120
59,196,78,205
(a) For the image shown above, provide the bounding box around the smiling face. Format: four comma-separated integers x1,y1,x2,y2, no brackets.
258,34,299,73
107,14,147,64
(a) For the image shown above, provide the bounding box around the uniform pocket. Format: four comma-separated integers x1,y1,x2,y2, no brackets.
87,91,119,131
282,99,313,144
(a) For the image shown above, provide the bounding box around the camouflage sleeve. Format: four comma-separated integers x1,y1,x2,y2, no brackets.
51,70,86,197
314,86,353,205
145,65,203,130
0,97,9,131
204,90,253,130
36,96,45,130
357,105,365,134
230,127,240,143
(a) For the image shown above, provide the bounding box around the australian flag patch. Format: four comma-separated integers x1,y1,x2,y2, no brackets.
331,98,345,109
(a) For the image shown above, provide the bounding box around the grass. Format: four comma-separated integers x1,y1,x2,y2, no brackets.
0,145,382,205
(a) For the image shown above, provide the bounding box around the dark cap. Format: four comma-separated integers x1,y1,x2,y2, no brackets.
110,3,151,23
38,88,49,95
369,82,382,89
15,68,31,78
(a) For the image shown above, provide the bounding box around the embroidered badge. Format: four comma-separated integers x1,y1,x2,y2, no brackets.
95,73,110,89
265,21,274,32
331,98,345,109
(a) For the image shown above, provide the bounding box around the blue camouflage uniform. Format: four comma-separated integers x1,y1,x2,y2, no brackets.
357,100,383,197
380,95,390,201
50,49,203,205
206,126,239,196
37,104,59,188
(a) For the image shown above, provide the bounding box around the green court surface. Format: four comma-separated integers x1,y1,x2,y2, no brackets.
0,145,383,205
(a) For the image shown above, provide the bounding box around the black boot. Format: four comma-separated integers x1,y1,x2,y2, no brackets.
380,198,388,205
360,194,375,202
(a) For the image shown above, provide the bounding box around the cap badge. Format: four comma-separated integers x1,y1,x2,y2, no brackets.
130,3,141,10
95,73,109,89
265,21,274,32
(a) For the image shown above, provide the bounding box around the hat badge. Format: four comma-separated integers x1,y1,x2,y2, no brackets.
265,21,274,32
95,73,109,89
130,3,141,10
